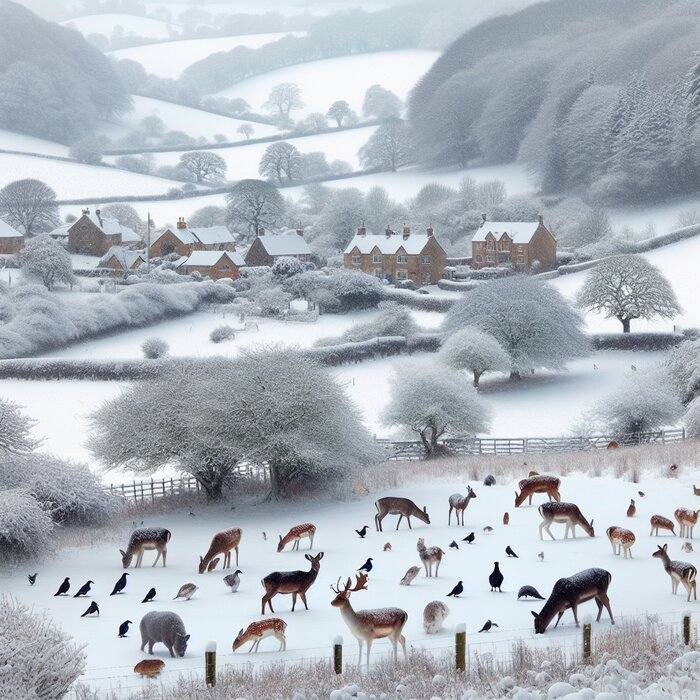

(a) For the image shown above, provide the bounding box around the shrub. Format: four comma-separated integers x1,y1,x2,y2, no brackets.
257,288,291,316
141,337,169,359
684,396,700,437
272,255,305,278
210,325,236,343
0,489,53,562
324,270,382,313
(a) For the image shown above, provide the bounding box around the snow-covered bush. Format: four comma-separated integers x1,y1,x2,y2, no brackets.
141,337,169,359
19,234,74,290
324,270,382,312
257,288,291,316
0,489,53,562
0,396,39,454
272,255,305,278
0,595,85,698
440,326,510,387
316,303,417,347
666,338,700,404
683,396,700,437
210,325,236,343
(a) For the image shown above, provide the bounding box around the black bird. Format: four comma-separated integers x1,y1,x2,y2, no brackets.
446,581,463,597
54,577,70,596
81,601,100,617
74,580,94,597
28,573,37,586
505,546,518,558
358,557,373,573
517,585,545,600
638,491,645,498
118,620,133,637
449,541,459,550
489,562,504,592
462,532,475,544
478,619,498,633
110,572,129,596
142,587,156,603
355,525,369,538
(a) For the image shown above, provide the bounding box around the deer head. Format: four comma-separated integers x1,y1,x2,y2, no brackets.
422,506,430,523
531,609,547,634
198,555,207,575
330,573,369,606
653,544,669,559
305,552,324,569
232,628,246,651
467,486,476,498
119,549,132,569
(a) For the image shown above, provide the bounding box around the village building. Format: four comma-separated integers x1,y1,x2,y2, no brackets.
244,227,312,267
471,215,557,273
0,219,25,255
343,224,447,287
98,247,146,277
175,250,246,281
67,208,141,257
47,223,71,242
148,217,236,258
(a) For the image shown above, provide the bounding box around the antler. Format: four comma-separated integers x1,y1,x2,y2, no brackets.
330,576,348,594
350,572,369,592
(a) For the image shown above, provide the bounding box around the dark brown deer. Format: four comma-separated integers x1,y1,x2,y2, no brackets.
120,527,171,568
375,497,430,531
514,475,561,508
532,568,614,634
261,552,324,614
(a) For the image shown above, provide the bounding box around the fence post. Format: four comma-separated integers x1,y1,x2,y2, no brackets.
455,623,466,672
205,641,216,687
683,612,691,645
333,635,343,675
582,622,592,660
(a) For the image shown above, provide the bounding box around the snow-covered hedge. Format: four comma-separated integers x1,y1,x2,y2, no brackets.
437,278,479,291
381,287,455,312
0,489,53,562
316,303,418,347
0,358,165,380
210,325,236,343
591,332,697,351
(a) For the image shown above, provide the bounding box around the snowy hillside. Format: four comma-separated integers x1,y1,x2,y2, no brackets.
62,13,181,39
0,130,70,157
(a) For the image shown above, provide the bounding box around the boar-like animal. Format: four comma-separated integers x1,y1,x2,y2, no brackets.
140,611,190,658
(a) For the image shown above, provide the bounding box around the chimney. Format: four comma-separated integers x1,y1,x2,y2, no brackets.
177,217,187,230
258,227,265,236
296,223,304,237
426,225,434,237
385,225,393,238
82,208,89,216
357,222,366,237
481,213,487,227
95,208,103,227
95,208,100,216
402,222,410,240
538,214,544,225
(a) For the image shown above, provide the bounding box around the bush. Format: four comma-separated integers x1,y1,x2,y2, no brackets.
324,270,382,313
591,333,693,351
0,489,53,562
141,337,169,359
316,303,417,347
210,325,236,343
684,396,700,437
272,255,305,278
257,288,291,316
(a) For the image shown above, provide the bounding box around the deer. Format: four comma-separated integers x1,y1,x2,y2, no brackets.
120,527,171,568
532,568,614,634
375,497,430,531
330,573,408,667
277,523,316,552
514,475,561,508
198,528,241,574
232,618,287,653
448,486,476,526
538,502,594,540
674,508,700,539
416,538,444,577
650,514,676,536
652,544,697,602
261,552,323,614
606,526,635,558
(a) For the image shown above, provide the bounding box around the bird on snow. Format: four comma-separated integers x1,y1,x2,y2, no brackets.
141,587,156,603
631,364,637,371
118,620,133,638
223,570,242,592
383,543,392,552
489,562,504,592
538,551,545,562
683,542,694,553
449,541,459,550
110,572,129,596
81,601,100,617
54,577,70,596
28,573,37,586
73,580,94,597
174,583,198,601
478,620,498,633
188,510,196,517
358,558,373,573
638,491,645,498
593,363,599,370
446,581,463,597
355,525,369,538
483,526,494,533
462,532,475,544
262,532,267,541
505,546,518,558
627,499,636,518
517,585,545,600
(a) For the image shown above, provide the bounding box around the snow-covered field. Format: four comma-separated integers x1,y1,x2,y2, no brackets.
144,1,390,18
62,13,181,39
0,129,70,157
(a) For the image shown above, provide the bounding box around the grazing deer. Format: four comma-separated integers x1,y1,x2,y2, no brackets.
514,475,561,508
674,508,700,539
261,552,324,614
448,486,476,526
538,502,594,540
375,497,430,531
232,618,287,653
330,573,408,667
198,528,241,574
650,514,676,536
606,526,635,558
416,538,444,577
652,544,697,602
277,524,316,552
120,527,171,569
532,568,614,634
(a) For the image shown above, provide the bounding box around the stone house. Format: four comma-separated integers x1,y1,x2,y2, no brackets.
244,227,312,267
98,247,146,277
0,219,24,255
148,217,236,258
175,250,246,281
67,208,141,256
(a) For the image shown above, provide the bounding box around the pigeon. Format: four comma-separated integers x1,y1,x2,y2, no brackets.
110,572,129,596
54,577,70,596
627,499,636,518
28,573,37,586
358,557,373,573
505,546,518,558
174,583,198,601
73,580,94,597
81,601,100,617
483,526,494,533
141,587,156,603
517,585,545,600
118,620,133,637
223,570,242,592
462,532,475,544
478,619,498,633
538,551,544,562
449,541,459,550
503,512,510,526
489,562,504,592
355,525,369,538
446,581,463,597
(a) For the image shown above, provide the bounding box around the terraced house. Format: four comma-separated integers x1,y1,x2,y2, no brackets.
244,227,312,266
67,208,142,256
148,217,237,258
343,224,447,287
0,219,24,255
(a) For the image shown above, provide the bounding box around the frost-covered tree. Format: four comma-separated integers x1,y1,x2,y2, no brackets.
0,490,53,562
666,339,700,404
100,203,143,234
263,82,304,118
19,235,73,290
576,255,680,333
259,142,302,183
272,256,305,279
316,302,417,346
0,178,59,235
69,135,104,164
141,337,169,359
188,205,227,228
440,327,511,387
358,119,411,171
382,362,491,456
178,151,227,183
226,179,285,239
363,84,402,120
444,277,589,378
684,396,700,438
327,100,355,127
141,115,165,137
237,123,254,140
0,397,39,454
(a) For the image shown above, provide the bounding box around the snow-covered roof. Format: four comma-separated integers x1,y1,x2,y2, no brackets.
47,223,71,238
343,232,435,255
0,219,22,238
189,226,234,245
83,210,141,243
472,221,541,244
99,246,145,269
178,250,246,268
152,227,197,246
258,233,311,256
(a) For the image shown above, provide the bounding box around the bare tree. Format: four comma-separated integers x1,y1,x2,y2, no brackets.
259,141,303,183
577,255,681,332
178,151,227,183
263,82,304,118
0,179,59,236
140,115,166,137
100,203,143,234
358,120,411,172
237,123,255,140
19,235,74,290
226,179,285,239
327,100,355,127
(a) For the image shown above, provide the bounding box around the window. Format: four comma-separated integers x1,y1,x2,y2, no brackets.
220,265,231,272
351,255,361,265
487,240,493,249
486,255,493,263
477,242,483,249
373,268,383,278
421,255,431,264
397,254,408,264
397,270,407,280
372,254,382,263
517,246,523,252
475,255,482,263
421,272,431,284
517,254,524,263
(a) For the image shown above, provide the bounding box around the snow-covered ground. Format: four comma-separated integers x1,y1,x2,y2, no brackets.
144,1,390,18
0,129,70,157
62,13,181,39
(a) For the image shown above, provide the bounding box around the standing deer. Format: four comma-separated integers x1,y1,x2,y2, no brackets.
198,528,241,574
650,514,676,536
416,538,444,577
277,524,316,552
652,544,697,602
514,475,561,507
448,486,476,526
532,568,614,634
375,497,430,531
120,528,171,568
538,502,594,540
232,618,287,652
330,573,408,667
674,508,700,539
261,552,324,614
606,526,635,558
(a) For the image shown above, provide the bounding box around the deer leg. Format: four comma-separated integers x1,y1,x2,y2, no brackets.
279,634,286,652
571,604,580,627
235,545,239,566
598,593,614,622
291,593,297,611
375,513,382,532
554,611,565,628
293,539,299,551
389,636,398,661
396,515,403,530
366,638,373,667
436,559,441,577
460,510,464,526
162,547,167,567
594,598,603,621
136,550,143,568
152,550,162,567
448,507,452,526
399,634,407,660
300,592,308,610
310,533,314,549
148,641,155,655
407,516,412,530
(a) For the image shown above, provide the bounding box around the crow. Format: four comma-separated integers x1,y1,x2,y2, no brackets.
74,580,94,597
462,532,475,544
489,562,503,592
638,491,645,498
28,573,37,586
358,557,373,573
446,581,463,597
141,587,156,603
81,601,100,617
110,572,129,596
478,619,498,632
54,577,70,596
449,541,459,550
355,525,369,538
538,551,544,562
118,620,133,638
505,546,518,558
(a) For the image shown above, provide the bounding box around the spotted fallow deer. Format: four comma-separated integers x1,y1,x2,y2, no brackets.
199,528,241,574
538,502,594,540
120,527,171,569
514,475,561,508
330,573,408,667
277,524,316,552
606,526,635,558
232,618,287,653
653,544,697,602
674,508,700,539
448,486,476,526
261,552,323,614
650,514,676,536
375,497,430,531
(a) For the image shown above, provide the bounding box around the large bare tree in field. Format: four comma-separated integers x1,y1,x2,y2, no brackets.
0,178,59,235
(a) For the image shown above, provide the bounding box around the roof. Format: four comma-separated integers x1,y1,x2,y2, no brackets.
98,246,145,269
151,225,234,247
0,219,23,238
47,223,71,238
471,221,541,244
257,233,312,256
177,250,246,268
82,210,141,243
151,227,197,246
343,232,435,255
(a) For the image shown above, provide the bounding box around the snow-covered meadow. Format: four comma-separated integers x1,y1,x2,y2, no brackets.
61,13,181,40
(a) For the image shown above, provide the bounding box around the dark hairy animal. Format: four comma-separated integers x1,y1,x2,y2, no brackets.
261,552,324,614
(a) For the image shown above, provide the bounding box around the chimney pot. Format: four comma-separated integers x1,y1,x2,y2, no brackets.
538,214,544,225
426,225,434,237
296,223,304,236
385,225,393,238
357,221,366,237
258,227,265,236
177,217,187,230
